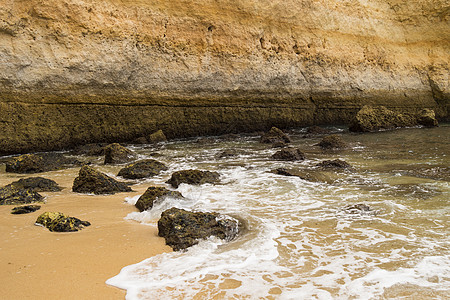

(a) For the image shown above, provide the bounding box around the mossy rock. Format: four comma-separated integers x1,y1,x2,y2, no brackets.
35,212,91,232
72,165,132,194
135,186,183,212
260,127,291,144
0,185,44,205
11,205,41,214
147,129,167,143
118,159,168,179
104,143,136,164
417,109,439,127
166,169,220,188
8,177,62,192
158,207,240,251
316,135,348,150
272,148,305,160
5,153,81,173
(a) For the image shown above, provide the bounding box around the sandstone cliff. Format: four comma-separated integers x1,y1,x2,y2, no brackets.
0,0,448,154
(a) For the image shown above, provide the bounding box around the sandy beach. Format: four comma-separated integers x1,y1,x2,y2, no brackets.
0,168,171,299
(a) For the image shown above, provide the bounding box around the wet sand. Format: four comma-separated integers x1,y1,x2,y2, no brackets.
0,168,171,299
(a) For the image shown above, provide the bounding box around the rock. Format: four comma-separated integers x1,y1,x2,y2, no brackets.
147,130,168,143
71,143,107,156
118,159,168,179
166,169,220,188
260,127,291,144
72,165,132,194
344,203,373,214
417,109,439,127
157,207,240,251
135,187,183,212
215,149,245,159
316,135,348,150
11,205,41,215
35,212,91,232
0,185,44,205
104,143,136,164
349,105,418,132
7,177,62,192
316,159,352,169
5,153,81,173
303,126,332,137
273,168,339,184
271,141,287,148
271,148,305,160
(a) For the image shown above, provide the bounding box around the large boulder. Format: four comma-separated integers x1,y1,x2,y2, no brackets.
272,148,305,160
5,153,81,173
104,143,136,164
158,207,240,251
118,159,168,179
417,109,439,127
7,177,62,192
72,165,132,194
11,205,41,215
35,212,91,232
316,135,348,150
260,127,291,144
135,187,183,212
0,185,44,205
166,169,220,188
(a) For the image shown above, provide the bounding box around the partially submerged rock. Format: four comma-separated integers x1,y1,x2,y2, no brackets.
0,185,44,205
166,169,220,188
316,159,353,170
343,203,374,215
35,212,91,232
147,129,168,143
104,143,136,164
158,207,240,251
72,165,132,194
118,159,168,179
135,187,183,212
316,135,348,150
303,126,332,137
273,168,340,184
272,148,305,160
11,205,41,214
260,127,291,144
5,153,81,173
7,177,62,192
71,143,107,156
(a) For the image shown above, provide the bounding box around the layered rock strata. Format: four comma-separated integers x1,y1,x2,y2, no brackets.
0,0,448,154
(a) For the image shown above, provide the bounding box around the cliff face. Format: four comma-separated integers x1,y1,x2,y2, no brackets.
0,0,448,154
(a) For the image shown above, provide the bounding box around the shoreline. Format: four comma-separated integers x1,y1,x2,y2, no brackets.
0,170,171,299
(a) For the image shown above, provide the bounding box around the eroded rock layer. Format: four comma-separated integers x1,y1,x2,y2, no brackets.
0,0,448,154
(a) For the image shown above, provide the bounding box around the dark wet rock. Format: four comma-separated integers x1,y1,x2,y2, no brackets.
316,135,348,150
260,127,291,144
215,149,246,159
417,109,439,127
104,143,137,164
0,185,44,205
344,203,373,214
158,207,240,251
35,212,91,232
71,143,107,156
166,169,220,188
272,141,287,148
5,153,81,174
117,159,168,179
303,126,332,137
8,177,62,192
11,205,41,214
135,187,183,212
273,168,297,177
273,168,339,184
148,129,168,143
272,148,305,160
72,165,132,194
316,159,353,170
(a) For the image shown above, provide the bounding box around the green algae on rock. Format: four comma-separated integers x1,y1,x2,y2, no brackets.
11,205,41,215
158,207,240,251
35,212,91,232
72,165,132,194
0,185,44,205
166,169,220,188
118,159,168,179
135,187,183,212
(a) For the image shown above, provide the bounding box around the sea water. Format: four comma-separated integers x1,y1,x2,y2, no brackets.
103,125,450,299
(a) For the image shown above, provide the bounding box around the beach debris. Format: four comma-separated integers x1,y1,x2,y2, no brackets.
166,169,220,188
11,205,41,214
35,212,91,232
7,177,62,192
118,159,168,179
271,148,305,161
316,135,348,150
316,159,353,170
135,187,183,212
72,165,132,194
5,153,81,174
158,207,240,251
260,127,291,144
104,143,136,164
0,185,44,205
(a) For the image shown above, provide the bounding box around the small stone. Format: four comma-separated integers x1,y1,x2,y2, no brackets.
11,205,41,214
316,159,352,169
166,169,220,188
272,148,305,160
135,187,183,212
35,212,91,232
104,143,136,164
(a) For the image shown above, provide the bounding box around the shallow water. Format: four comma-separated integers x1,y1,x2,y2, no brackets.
3,125,450,299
